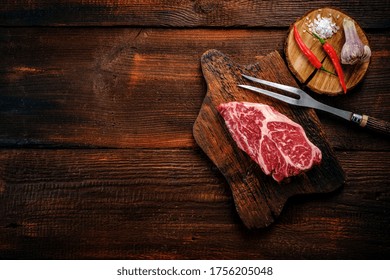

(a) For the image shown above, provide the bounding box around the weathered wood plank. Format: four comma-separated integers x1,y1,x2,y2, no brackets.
0,1,389,28
0,149,389,259
1,28,389,150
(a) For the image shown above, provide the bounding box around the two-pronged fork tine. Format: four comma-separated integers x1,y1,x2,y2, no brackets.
241,74,303,98
238,85,300,106
238,74,390,136
238,74,351,120
239,74,313,108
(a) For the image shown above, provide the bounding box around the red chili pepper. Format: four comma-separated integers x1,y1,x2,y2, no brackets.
293,25,335,75
311,32,347,94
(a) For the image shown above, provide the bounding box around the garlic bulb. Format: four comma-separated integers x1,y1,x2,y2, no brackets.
341,18,371,65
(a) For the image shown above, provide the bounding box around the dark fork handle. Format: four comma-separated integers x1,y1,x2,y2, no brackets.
356,114,390,136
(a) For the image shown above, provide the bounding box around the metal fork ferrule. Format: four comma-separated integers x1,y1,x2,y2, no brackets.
350,113,363,125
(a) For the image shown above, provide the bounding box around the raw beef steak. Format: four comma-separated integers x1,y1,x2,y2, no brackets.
217,102,322,182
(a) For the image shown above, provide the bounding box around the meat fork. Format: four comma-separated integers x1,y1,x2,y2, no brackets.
239,74,390,136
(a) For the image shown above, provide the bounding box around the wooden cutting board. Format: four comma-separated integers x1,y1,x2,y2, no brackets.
285,7,370,95
193,49,345,229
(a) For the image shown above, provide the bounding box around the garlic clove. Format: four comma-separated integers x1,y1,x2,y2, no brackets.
341,42,362,65
341,18,371,65
361,45,372,62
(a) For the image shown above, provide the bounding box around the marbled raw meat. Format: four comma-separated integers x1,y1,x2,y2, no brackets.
217,102,322,182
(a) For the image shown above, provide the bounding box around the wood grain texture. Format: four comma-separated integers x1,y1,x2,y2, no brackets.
1,28,389,150
363,116,390,136
193,49,344,228
1,1,389,28
285,7,370,95
0,149,388,259
0,0,389,260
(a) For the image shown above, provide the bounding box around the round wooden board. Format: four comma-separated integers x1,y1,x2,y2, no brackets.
285,7,370,95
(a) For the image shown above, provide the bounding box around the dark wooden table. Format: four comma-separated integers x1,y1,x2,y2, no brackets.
0,1,389,259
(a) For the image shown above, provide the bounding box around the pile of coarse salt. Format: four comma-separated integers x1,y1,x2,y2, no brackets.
305,13,340,39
